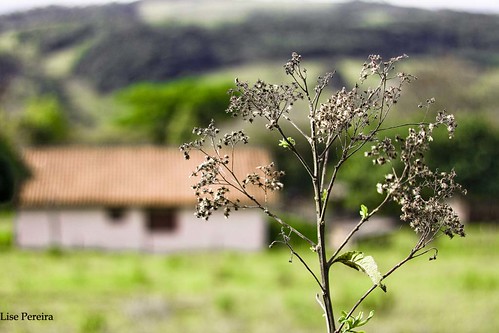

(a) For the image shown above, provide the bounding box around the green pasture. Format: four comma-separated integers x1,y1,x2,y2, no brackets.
0,212,497,333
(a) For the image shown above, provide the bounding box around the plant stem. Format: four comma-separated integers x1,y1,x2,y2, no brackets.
313,153,335,332
318,229,335,332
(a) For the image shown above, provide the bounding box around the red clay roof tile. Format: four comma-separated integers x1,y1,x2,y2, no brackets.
18,146,275,208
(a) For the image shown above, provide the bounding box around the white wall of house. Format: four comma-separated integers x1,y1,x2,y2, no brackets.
147,208,266,252
15,208,145,250
15,207,267,252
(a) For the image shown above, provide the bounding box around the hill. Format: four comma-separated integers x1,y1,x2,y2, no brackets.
0,0,497,149
1,1,499,92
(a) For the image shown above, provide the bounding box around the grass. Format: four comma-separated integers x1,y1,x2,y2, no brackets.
0,212,497,332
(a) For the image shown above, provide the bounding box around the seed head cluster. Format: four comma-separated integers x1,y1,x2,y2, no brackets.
180,121,284,220
226,78,303,130
371,116,465,239
181,52,465,242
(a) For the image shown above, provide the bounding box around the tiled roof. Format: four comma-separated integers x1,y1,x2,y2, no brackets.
18,146,274,208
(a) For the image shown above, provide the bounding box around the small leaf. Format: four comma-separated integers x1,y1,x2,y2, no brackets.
333,251,386,292
359,204,369,219
278,139,289,148
321,189,328,203
338,310,375,333
278,137,296,149
358,310,375,326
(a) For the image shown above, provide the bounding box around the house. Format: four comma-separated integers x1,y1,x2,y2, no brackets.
15,146,274,252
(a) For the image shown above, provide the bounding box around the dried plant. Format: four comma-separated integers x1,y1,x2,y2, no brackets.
180,53,465,333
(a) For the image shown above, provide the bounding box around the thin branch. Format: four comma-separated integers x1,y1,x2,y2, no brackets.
378,122,430,133
276,125,314,179
318,132,340,161
319,149,348,221
320,135,334,195
289,72,307,94
412,247,438,260
282,114,311,141
327,191,392,266
315,292,327,316
285,243,323,289
264,208,317,247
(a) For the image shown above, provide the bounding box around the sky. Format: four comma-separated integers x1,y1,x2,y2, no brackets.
0,0,499,15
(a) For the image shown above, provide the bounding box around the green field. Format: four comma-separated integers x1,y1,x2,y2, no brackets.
0,212,497,333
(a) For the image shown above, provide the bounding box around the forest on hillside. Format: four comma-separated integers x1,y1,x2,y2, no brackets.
2,1,498,91
0,0,498,217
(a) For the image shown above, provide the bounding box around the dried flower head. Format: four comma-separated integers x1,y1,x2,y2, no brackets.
180,122,284,220
226,78,304,130
372,113,465,241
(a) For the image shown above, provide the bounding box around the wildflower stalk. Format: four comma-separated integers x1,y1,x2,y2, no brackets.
181,53,465,333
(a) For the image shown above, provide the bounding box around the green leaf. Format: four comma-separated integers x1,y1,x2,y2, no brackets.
359,204,369,219
333,251,387,292
278,137,296,149
338,310,375,333
358,310,375,326
321,189,328,203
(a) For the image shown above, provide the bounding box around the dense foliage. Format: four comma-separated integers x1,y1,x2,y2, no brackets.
427,117,499,200
19,95,70,145
58,2,499,91
74,24,222,92
116,78,233,144
0,3,137,33
0,54,19,98
0,136,29,204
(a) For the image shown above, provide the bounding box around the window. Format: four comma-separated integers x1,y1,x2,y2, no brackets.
107,207,126,222
147,209,178,233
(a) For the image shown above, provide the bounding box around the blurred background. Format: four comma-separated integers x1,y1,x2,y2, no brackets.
0,0,498,332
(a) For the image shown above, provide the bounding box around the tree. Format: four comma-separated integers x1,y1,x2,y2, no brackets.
426,117,499,200
0,135,30,204
116,78,232,144
75,25,221,92
0,54,19,100
426,117,499,220
19,95,69,145
181,53,465,332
